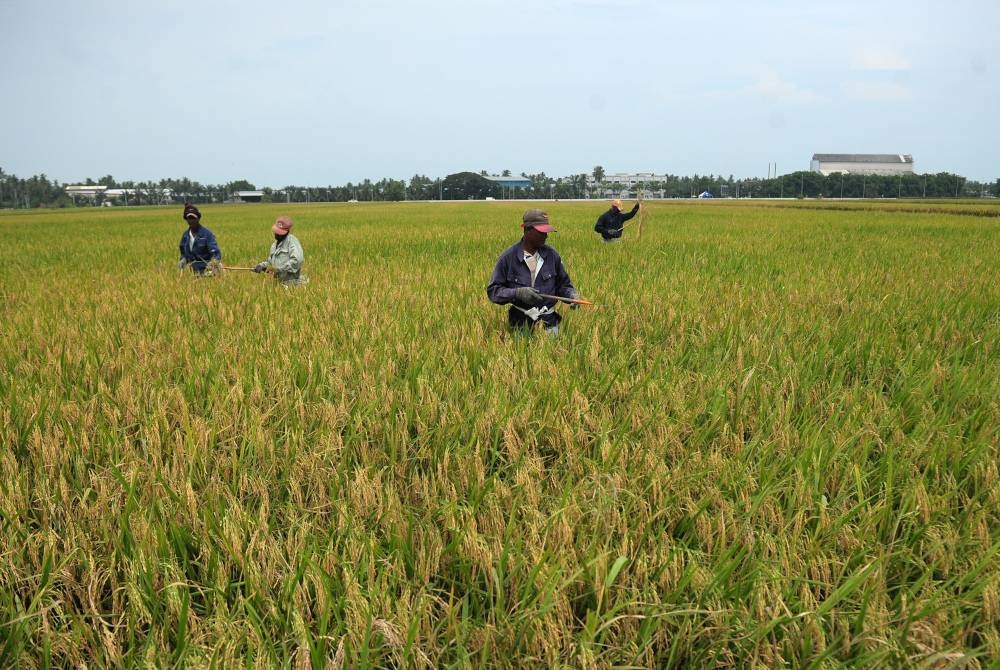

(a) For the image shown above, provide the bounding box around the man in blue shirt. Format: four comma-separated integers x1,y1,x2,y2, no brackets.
487,209,580,335
594,198,640,243
178,203,222,274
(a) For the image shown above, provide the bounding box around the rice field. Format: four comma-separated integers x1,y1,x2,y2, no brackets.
1,199,998,668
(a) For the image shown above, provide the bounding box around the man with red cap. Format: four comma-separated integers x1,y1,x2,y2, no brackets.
594,198,640,243
253,215,307,285
178,203,222,274
487,208,581,334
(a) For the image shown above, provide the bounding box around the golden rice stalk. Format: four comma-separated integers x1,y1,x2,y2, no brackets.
636,186,647,240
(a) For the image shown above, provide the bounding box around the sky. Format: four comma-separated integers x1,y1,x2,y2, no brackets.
1,0,998,187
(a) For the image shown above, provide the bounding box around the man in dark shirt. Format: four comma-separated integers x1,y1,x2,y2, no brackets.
487,209,580,334
594,198,640,243
178,203,222,274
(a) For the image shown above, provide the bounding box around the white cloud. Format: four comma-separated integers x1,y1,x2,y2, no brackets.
745,70,824,104
852,46,910,71
842,81,912,102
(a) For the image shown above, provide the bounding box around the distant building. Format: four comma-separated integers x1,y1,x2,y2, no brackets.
65,185,174,205
481,175,532,189
235,190,264,203
586,172,671,187
811,154,914,176
585,172,672,198
64,185,107,199
105,189,136,201
481,175,532,199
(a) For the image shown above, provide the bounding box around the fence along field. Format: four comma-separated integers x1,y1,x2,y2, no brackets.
1,200,998,667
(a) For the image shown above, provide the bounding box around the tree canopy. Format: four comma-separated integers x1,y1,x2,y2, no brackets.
1,166,995,209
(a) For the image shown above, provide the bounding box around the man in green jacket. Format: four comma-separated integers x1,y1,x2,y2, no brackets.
253,215,307,285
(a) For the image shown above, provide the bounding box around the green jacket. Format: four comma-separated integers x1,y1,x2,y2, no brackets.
265,233,306,285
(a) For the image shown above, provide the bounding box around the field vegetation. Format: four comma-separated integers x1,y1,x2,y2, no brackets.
1,200,998,668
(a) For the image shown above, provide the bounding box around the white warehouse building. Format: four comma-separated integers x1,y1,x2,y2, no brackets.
811,154,914,176
584,172,673,197
585,172,671,188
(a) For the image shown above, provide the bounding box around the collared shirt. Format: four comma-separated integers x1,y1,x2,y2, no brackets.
523,250,543,286
487,242,576,307
488,241,577,328
266,233,305,284
179,225,221,272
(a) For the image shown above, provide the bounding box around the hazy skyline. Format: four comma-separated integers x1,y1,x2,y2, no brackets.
2,0,998,186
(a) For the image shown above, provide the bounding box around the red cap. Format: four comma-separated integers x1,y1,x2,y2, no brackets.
272,215,293,235
521,208,556,233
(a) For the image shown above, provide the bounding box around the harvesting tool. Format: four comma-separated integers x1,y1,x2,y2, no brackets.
538,293,595,306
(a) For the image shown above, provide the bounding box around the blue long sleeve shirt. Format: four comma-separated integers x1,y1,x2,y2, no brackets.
487,241,577,327
179,226,222,273
594,204,640,240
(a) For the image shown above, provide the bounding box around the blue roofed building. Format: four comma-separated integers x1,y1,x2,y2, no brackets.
481,174,533,199
482,175,532,189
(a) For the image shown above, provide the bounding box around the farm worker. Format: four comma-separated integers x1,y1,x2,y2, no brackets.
487,209,581,335
253,215,307,286
178,203,222,273
593,198,640,243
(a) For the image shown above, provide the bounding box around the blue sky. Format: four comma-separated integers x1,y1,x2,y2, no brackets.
1,0,997,186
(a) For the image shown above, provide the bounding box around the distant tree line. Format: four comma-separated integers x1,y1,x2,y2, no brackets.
1,166,998,209
730,171,985,200
586,168,998,201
